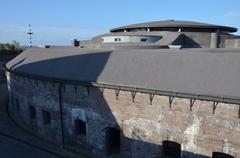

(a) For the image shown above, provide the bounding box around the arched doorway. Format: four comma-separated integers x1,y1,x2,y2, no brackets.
105,127,120,156
162,140,181,158
212,152,234,158
74,119,86,136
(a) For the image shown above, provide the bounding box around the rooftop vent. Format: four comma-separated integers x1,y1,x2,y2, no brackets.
71,39,80,47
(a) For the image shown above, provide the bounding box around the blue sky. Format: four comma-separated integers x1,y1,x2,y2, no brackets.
1,0,240,46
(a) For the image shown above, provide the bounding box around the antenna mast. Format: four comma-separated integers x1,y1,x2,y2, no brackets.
27,24,34,47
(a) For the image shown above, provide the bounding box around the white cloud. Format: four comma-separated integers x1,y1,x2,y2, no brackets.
222,11,240,19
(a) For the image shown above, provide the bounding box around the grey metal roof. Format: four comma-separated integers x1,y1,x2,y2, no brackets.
5,47,240,99
110,20,237,33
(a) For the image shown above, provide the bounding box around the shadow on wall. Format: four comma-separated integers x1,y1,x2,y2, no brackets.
10,51,218,158
172,34,201,48
124,137,210,158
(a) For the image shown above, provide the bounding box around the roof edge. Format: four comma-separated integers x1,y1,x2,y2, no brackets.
3,64,240,105
110,20,238,33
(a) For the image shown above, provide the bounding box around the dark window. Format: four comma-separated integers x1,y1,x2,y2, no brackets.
114,38,121,42
29,106,36,120
15,98,20,111
212,152,234,158
141,38,147,42
181,28,217,33
75,119,86,136
151,27,179,32
128,28,147,32
105,127,120,156
42,110,51,125
162,141,181,158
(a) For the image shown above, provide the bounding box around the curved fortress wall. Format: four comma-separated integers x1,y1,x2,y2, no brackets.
6,70,240,158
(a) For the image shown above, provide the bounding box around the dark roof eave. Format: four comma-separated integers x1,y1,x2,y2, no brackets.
111,26,237,33
110,20,238,33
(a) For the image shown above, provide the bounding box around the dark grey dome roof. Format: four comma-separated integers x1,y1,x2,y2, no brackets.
110,20,237,33
5,47,240,101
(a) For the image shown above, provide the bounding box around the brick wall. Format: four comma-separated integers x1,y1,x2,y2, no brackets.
7,73,240,158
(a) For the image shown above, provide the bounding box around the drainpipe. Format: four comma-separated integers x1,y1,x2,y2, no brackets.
58,83,65,147
210,30,220,48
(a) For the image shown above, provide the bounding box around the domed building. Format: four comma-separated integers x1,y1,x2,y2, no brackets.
78,20,240,49
3,20,240,158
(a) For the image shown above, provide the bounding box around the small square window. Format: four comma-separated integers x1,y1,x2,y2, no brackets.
42,110,51,125
75,119,86,136
114,38,121,42
141,38,147,42
29,106,36,120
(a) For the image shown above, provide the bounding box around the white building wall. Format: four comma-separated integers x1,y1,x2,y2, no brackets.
102,36,161,43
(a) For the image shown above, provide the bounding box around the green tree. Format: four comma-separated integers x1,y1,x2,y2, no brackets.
0,44,4,50
11,40,20,48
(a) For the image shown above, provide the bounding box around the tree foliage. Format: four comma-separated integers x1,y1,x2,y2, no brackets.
12,40,20,48
0,40,22,55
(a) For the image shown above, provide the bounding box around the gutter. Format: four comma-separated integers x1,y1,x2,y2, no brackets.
2,64,240,116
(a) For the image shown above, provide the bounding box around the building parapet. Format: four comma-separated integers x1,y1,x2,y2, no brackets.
3,64,240,118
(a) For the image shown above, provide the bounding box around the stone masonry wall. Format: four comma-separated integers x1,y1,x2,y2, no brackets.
7,72,63,144
6,72,240,158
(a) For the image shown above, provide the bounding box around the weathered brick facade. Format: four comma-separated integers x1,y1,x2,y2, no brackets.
6,71,240,158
